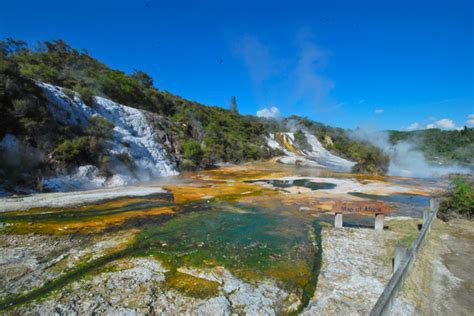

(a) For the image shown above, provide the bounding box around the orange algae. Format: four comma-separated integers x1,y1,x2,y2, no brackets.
163,181,275,203
275,133,302,156
197,164,291,181
4,206,174,235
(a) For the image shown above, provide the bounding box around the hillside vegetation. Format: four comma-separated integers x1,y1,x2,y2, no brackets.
438,177,474,220
0,39,280,171
285,116,390,175
389,128,474,166
1,38,471,191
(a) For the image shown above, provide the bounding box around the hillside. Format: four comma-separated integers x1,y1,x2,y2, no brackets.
389,128,474,166
0,39,471,194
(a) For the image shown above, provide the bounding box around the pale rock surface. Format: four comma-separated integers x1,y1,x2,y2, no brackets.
267,132,355,171
0,185,167,212
37,82,178,192
303,227,396,315
11,257,298,315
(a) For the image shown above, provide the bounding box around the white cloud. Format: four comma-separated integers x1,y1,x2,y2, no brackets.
256,106,281,118
406,122,421,131
435,118,456,129
406,117,466,131
466,114,474,127
374,109,384,114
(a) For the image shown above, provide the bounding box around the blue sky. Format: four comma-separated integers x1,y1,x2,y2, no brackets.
1,0,473,130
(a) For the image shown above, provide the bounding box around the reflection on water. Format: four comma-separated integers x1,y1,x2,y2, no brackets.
245,178,336,191
348,192,430,217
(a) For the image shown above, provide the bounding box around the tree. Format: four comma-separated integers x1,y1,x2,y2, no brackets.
230,96,238,113
0,38,27,57
131,70,154,88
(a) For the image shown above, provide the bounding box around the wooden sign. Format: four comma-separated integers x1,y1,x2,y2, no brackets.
333,201,391,214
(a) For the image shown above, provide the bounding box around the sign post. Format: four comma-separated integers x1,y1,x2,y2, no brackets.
334,213,343,228
333,201,391,230
374,214,385,231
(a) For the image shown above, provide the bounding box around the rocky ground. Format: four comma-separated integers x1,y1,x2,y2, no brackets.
2,220,420,315
0,230,136,301
392,218,474,315
0,186,168,212
303,219,418,315
6,255,300,315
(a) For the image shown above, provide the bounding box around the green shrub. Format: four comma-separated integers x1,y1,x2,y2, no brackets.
63,88,76,100
202,143,224,166
351,148,389,175
53,136,104,167
242,143,261,161
179,159,197,171
98,155,113,177
182,139,203,167
439,178,474,220
85,116,114,139
131,70,154,88
75,86,95,106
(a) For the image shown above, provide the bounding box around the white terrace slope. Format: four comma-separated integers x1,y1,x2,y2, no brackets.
267,132,355,171
38,82,178,191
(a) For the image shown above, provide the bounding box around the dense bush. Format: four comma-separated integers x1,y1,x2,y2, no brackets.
174,103,277,166
53,136,104,166
439,178,474,220
181,139,203,170
85,116,114,139
0,46,57,145
1,39,178,115
351,149,389,175
75,85,95,107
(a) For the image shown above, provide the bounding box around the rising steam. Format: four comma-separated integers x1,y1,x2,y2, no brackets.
349,129,470,178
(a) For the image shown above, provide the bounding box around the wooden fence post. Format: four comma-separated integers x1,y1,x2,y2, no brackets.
334,213,343,228
375,213,384,231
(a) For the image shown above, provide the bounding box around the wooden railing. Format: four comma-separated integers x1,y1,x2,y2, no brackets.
369,198,440,316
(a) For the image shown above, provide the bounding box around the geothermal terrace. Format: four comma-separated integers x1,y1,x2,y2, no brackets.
1,163,470,315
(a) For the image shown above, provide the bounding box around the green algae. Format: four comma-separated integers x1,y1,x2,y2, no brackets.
165,271,221,299
0,191,326,313
134,202,318,290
